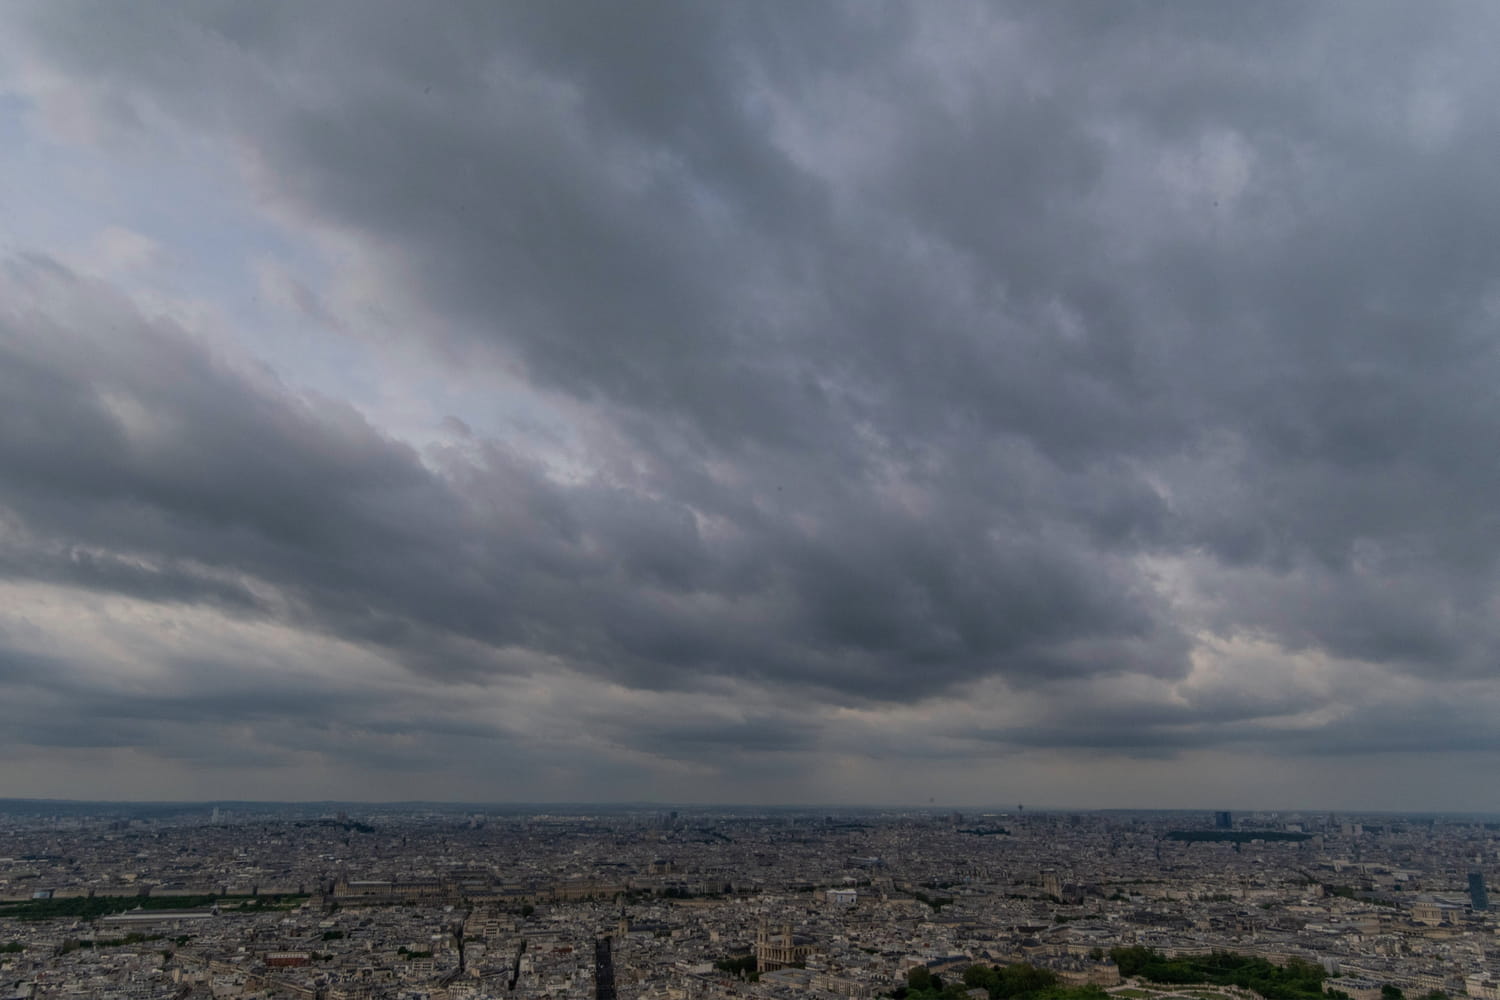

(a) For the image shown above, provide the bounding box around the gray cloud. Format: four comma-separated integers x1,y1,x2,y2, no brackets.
2,2,1500,802
0,255,1181,706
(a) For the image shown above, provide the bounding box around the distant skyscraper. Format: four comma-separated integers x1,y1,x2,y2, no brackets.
1469,871,1489,911
1215,811,1232,829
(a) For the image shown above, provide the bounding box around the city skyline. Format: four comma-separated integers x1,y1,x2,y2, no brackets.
2,3,1500,808
3,804,1492,998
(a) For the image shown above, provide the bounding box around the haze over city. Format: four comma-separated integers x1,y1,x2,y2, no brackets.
2,2,1499,809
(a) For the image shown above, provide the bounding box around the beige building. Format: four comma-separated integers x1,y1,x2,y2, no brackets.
1467,975,1500,1000
756,921,815,972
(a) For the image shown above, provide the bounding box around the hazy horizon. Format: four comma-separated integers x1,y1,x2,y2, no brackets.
4,798,1498,821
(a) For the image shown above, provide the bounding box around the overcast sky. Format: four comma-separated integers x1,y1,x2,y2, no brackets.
2,2,1499,809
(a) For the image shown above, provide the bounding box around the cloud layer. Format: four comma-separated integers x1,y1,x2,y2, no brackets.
2,2,1500,807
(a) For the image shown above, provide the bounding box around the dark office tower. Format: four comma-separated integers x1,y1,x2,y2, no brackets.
1215,811,1233,829
1470,871,1489,911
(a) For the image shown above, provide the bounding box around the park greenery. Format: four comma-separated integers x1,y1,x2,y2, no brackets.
715,953,758,980
1165,831,1312,844
905,887,954,912
894,962,1109,1000
658,885,727,899
1109,947,1326,999
59,933,164,953
0,893,308,922
1321,886,1399,908
76,933,164,948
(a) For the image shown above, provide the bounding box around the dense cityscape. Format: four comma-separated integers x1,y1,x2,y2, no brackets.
1,803,1496,1000
7,3,1500,998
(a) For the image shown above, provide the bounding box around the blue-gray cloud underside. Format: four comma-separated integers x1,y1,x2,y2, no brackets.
3,2,1500,800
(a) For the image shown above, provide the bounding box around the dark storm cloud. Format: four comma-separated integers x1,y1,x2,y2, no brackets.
966,694,1500,760
0,535,271,614
5,1,1500,782
0,254,1184,706
615,715,818,757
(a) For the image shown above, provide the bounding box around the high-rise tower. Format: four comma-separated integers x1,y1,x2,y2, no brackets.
1469,871,1489,911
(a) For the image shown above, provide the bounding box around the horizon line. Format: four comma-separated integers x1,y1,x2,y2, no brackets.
1,796,1496,817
